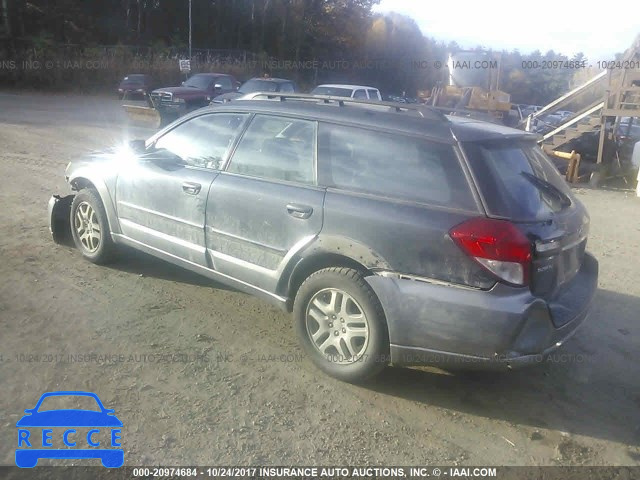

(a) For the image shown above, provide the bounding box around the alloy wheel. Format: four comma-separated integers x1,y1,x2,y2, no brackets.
74,201,101,253
305,288,370,364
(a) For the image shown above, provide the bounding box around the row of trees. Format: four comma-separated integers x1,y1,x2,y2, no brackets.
4,0,378,59
1,0,619,103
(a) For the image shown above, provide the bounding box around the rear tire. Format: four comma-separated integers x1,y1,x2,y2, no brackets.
293,267,389,383
70,188,116,264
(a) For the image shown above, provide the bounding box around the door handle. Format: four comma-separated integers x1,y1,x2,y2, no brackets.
286,203,313,219
182,182,201,195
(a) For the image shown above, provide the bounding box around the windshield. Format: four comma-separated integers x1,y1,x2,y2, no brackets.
183,75,212,90
239,79,280,93
121,75,144,84
311,86,354,97
462,140,575,221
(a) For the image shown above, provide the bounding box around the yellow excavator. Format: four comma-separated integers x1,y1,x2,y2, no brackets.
425,51,513,124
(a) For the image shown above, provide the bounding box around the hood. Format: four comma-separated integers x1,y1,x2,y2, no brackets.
16,410,123,427
66,143,143,179
153,86,206,96
84,148,124,161
212,92,242,103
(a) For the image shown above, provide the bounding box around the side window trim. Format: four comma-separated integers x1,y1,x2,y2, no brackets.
220,112,255,171
223,113,319,187
452,144,485,214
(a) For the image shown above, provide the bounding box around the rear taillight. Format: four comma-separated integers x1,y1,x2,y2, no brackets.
450,218,532,286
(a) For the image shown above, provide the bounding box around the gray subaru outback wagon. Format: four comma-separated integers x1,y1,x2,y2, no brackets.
49,94,598,383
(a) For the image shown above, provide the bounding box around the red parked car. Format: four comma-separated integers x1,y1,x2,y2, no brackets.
149,73,238,120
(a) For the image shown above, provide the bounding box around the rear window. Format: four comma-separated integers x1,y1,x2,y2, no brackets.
462,140,574,221
318,123,477,210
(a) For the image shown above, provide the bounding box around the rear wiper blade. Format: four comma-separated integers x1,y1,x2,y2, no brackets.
520,171,572,208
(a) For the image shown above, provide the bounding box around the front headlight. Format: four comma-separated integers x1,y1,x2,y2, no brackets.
175,98,186,103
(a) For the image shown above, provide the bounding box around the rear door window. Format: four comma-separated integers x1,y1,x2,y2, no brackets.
462,140,575,220
226,114,316,184
317,123,477,210
353,89,367,99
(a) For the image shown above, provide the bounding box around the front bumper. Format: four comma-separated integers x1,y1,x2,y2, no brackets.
151,103,188,121
366,253,598,370
155,102,185,111
48,194,75,245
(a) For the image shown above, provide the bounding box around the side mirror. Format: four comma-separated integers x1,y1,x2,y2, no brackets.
146,148,185,169
129,139,146,153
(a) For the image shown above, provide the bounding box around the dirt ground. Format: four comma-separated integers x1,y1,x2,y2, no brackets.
0,92,639,467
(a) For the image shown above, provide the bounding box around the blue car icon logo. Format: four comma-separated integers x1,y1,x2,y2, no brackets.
16,391,123,468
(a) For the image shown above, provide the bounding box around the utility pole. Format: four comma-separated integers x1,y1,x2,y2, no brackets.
188,0,192,61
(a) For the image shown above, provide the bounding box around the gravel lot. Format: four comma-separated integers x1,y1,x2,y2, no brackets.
0,92,639,467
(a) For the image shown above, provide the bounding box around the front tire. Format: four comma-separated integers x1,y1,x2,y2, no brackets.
294,267,389,383
70,188,116,264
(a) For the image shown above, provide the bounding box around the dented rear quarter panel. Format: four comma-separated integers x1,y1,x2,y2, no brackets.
320,189,497,289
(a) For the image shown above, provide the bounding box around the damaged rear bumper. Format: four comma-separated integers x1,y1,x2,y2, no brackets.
365,253,598,370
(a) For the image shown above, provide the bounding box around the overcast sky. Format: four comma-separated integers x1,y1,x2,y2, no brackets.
374,0,639,61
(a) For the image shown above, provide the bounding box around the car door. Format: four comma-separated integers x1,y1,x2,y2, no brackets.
205,114,325,292
115,112,249,266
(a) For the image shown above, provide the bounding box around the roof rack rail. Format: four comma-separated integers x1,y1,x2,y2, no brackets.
239,92,449,122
